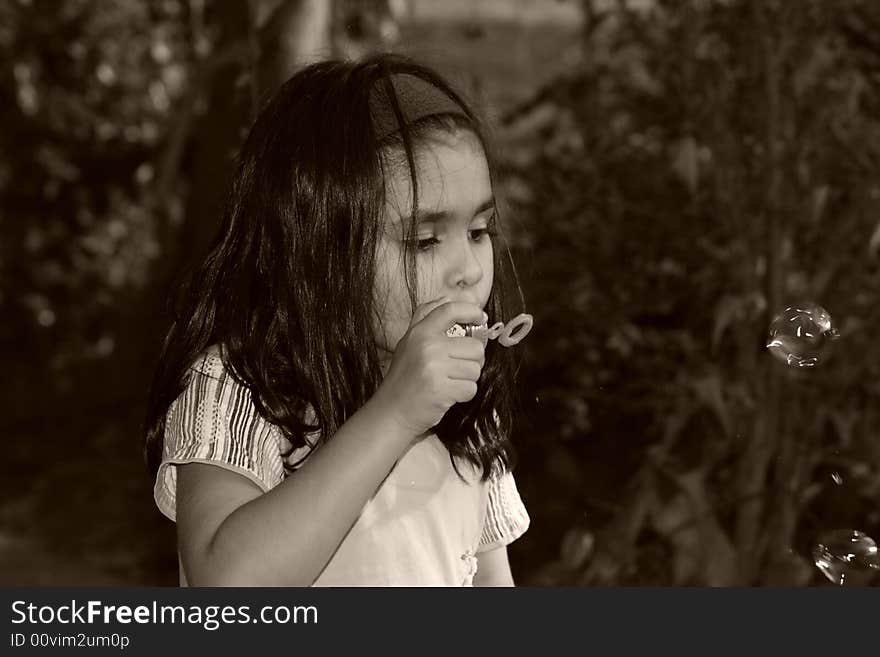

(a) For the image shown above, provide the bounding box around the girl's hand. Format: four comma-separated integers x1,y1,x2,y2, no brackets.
374,297,487,437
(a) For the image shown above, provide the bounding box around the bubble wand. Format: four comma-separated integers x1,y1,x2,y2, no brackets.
445,313,534,347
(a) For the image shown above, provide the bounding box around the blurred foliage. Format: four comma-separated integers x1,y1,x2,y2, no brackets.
506,0,880,585
0,0,204,378
0,0,398,391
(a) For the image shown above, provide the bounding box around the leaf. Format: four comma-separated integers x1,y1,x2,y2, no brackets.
560,527,594,569
689,371,732,439
671,135,699,195
868,220,880,259
810,185,830,224
35,145,80,182
711,294,742,352
827,409,858,448
649,468,739,585
711,292,764,352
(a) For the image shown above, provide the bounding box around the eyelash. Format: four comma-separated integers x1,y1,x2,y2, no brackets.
413,228,497,252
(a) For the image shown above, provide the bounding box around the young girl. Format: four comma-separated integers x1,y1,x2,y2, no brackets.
144,53,532,586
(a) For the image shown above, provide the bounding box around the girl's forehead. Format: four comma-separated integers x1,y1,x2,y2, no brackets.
381,130,490,223
382,128,484,174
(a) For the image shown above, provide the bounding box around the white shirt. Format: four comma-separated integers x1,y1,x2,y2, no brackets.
153,347,530,586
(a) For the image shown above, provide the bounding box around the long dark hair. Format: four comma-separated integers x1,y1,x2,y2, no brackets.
144,54,526,484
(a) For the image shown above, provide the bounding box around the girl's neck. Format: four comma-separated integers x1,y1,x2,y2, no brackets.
378,352,392,377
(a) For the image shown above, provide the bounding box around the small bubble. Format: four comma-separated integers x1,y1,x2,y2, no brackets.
812,529,879,585
766,302,840,368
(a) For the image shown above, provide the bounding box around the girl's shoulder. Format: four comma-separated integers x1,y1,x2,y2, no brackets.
156,344,287,520
181,343,318,470
188,343,226,380
170,344,264,438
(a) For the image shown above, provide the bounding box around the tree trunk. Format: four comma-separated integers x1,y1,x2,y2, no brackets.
252,0,334,102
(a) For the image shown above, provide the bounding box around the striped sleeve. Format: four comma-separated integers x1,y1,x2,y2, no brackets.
152,355,285,522
477,470,531,552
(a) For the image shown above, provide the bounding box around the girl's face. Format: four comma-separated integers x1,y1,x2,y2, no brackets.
374,128,495,365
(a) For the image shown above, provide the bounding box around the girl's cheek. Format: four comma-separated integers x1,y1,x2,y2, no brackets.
415,259,440,302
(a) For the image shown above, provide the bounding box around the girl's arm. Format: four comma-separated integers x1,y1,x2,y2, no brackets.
176,299,487,587
473,546,515,587
176,395,415,587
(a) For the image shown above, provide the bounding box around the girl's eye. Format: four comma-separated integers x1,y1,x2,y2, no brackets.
414,237,439,252
470,227,496,242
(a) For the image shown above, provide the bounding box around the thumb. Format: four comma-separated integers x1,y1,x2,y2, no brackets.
410,296,451,327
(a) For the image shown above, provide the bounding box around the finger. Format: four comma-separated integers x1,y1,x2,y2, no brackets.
446,337,486,363
419,301,487,333
446,359,482,382
410,296,451,327
450,380,479,404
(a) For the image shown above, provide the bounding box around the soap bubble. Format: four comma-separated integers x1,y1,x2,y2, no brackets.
811,529,879,585
766,303,840,368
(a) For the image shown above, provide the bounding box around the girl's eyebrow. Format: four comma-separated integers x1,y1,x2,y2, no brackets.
405,197,495,225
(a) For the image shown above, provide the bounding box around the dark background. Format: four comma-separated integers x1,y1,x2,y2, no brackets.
2,0,879,586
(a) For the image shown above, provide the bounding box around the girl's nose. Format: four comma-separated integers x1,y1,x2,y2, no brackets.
450,238,484,288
